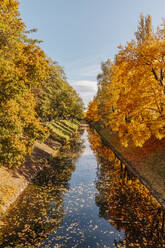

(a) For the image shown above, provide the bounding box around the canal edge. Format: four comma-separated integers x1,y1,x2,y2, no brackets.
93,125,165,210
0,122,81,218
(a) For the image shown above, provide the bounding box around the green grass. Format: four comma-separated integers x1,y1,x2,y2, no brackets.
51,122,73,137
61,119,80,131
45,119,80,144
54,122,74,134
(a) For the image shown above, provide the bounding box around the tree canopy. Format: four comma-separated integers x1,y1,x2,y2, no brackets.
0,0,84,167
36,60,84,122
87,14,165,147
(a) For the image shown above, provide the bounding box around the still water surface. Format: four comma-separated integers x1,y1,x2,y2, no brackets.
0,129,164,247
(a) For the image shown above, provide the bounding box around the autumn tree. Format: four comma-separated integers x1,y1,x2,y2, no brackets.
0,0,50,167
109,15,165,147
96,59,115,123
88,14,165,147
0,0,84,167
86,97,99,122
135,14,152,42
35,60,84,121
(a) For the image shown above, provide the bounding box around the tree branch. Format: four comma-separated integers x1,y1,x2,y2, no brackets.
152,68,159,81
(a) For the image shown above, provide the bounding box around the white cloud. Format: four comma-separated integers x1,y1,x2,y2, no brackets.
66,56,103,81
70,80,98,108
76,64,100,78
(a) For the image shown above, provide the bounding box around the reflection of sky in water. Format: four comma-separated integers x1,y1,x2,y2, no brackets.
69,131,98,186
2,129,162,247
41,131,124,247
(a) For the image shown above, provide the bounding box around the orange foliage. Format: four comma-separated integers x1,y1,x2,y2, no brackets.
88,128,165,248
86,97,99,122
88,14,165,148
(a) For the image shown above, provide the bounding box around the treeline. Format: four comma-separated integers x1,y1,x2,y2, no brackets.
87,14,165,147
0,0,84,167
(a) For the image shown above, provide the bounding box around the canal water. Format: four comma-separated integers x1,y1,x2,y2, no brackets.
0,128,165,247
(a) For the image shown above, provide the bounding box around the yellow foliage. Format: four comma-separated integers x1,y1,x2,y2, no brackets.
88,14,165,147
0,0,50,167
86,97,99,122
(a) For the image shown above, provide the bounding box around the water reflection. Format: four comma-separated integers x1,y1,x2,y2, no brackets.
0,128,165,247
0,132,85,248
40,130,124,248
88,128,165,248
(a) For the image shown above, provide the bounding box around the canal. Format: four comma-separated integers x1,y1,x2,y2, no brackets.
0,128,164,247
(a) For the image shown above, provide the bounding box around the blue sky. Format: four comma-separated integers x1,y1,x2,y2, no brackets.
19,0,165,107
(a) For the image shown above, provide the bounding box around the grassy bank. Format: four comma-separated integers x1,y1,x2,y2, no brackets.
91,122,165,209
0,120,80,217
46,119,80,144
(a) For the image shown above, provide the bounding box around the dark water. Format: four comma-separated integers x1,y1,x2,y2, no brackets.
0,129,165,247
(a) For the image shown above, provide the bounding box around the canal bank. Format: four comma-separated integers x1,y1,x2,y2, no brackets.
0,120,80,217
92,122,165,209
0,128,164,248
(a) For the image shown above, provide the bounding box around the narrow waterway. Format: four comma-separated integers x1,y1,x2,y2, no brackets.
0,129,165,247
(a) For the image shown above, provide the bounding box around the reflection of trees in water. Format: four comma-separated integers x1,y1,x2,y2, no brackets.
88,129,165,248
0,131,85,248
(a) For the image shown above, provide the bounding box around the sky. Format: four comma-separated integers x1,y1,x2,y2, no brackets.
19,0,165,107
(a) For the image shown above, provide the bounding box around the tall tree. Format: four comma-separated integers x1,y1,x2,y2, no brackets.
87,14,165,147
0,0,49,167
135,14,153,43
0,0,84,167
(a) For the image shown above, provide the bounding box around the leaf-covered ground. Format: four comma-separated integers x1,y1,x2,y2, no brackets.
0,120,80,216
94,123,165,207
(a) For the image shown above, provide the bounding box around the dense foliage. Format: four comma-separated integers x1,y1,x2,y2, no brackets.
36,61,84,121
87,14,165,147
0,0,84,167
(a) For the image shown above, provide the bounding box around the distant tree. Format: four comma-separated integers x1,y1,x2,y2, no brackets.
36,61,85,121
